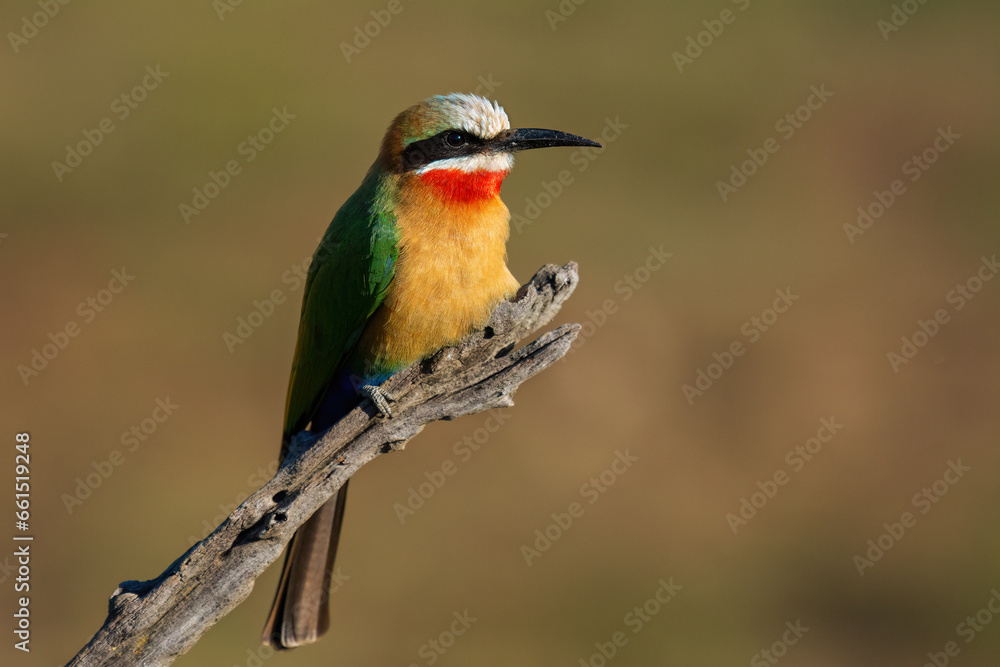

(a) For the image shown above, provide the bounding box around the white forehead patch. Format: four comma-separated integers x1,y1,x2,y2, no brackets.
429,93,510,139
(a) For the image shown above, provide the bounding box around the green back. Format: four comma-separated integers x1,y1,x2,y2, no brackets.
282,164,398,444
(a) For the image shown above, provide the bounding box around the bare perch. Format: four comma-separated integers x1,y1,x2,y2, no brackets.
66,262,581,667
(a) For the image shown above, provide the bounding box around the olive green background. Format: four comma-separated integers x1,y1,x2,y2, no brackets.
2,1,1000,665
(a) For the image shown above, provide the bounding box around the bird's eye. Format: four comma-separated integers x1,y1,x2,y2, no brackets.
445,131,466,147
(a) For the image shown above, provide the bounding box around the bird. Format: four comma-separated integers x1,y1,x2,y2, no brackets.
262,93,600,649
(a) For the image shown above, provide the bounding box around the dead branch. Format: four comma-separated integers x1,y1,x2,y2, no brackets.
66,262,580,667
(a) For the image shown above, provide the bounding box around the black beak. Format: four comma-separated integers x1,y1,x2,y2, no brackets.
493,128,602,153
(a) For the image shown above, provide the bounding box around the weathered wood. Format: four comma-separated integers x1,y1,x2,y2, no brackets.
66,262,580,667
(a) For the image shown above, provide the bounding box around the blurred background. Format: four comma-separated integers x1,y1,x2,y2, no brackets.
2,1,1000,665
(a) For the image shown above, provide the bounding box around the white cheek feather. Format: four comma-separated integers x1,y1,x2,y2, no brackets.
416,152,514,175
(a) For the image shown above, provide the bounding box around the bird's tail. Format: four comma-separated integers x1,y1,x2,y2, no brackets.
261,481,349,649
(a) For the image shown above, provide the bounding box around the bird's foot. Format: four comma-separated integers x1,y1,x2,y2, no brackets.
360,384,393,418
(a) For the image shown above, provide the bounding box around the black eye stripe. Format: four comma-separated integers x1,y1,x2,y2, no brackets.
401,129,486,171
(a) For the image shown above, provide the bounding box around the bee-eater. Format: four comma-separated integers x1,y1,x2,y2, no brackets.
262,93,600,648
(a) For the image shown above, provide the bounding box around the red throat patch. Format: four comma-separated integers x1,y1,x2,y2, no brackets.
418,169,508,203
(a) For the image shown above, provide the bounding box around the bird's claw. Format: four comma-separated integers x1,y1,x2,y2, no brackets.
360,384,392,418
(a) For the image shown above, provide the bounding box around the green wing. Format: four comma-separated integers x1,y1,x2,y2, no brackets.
282,166,398,446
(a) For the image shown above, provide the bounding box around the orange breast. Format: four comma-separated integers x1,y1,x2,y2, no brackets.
358,174,519,374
